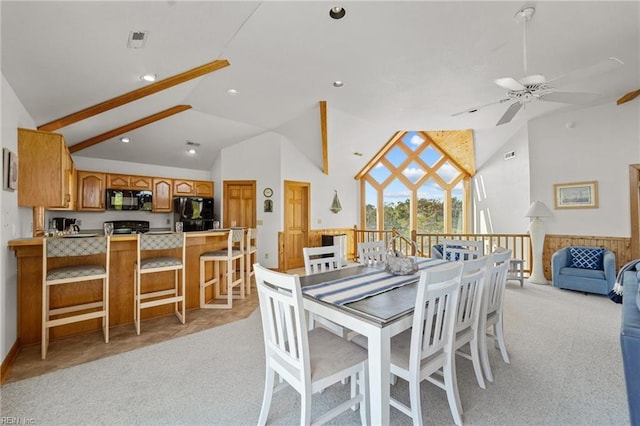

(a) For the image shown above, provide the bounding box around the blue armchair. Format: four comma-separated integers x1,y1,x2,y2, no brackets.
551,246,616,295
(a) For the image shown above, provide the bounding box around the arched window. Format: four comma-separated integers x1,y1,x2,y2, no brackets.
357,130,473,237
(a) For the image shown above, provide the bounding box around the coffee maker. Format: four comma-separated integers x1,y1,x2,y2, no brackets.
51,217,79,232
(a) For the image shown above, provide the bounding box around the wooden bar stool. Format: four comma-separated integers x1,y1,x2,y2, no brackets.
200,228,244,309
244,228,257,294
134,232,186,335
42,235,110,359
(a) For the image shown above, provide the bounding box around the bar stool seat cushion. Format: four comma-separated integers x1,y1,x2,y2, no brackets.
47,265,106,280
140,257,182,270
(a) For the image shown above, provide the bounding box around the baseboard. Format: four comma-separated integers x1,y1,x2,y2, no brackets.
1,339,20,385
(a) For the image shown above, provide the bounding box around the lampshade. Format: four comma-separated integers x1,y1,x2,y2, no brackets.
525,201,552,218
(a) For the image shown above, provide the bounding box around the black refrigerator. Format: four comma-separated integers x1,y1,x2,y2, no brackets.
173,197,215,231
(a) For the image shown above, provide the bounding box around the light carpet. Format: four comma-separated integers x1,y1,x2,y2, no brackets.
0,281,629,425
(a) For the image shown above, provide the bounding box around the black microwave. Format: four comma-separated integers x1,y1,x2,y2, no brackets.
105,189,153,211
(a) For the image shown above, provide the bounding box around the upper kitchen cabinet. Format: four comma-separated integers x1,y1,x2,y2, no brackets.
77,171,106,211
173,179,214,197
152,178,173,212
17,128,75,209
106,173,152,190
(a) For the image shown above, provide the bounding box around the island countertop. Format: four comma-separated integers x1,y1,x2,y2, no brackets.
8,229,240,345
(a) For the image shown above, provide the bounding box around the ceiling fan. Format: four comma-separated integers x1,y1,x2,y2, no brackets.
453,7,624,126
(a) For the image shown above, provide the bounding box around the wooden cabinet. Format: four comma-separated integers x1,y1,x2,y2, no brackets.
107,174,152,190
17,128,74,208
152,178,173,212
174,179,214,197
130,175,152,190
195,180,214,197
76,171,106,211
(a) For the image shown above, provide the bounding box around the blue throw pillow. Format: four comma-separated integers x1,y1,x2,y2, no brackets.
569,247,604,270
444,245,463,261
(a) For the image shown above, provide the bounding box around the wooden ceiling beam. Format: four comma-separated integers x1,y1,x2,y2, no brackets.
38,59,229,132
618,89,640,105
320,100,328,175
68,105,192,153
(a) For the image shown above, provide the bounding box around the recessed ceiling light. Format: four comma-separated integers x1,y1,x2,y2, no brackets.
353,152,363,156
329,6,346,19
333,81,344,88
120,137,130,143
226,88,239,96
140,73,157,82
187,148,197,154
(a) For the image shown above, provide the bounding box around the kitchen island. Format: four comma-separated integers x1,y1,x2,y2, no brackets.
8,230,238,345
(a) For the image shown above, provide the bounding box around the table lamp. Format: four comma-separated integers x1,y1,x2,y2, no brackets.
525,201,552,284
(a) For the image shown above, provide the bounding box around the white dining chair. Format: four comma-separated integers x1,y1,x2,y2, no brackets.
357,240,387,266
454,255,490,389
302,245,351,339
479,248,512,382
442,238,484,261
254,264,368,426
388,261,464,425
303,245,341,275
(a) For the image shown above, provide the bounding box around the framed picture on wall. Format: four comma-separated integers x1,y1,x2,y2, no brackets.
554,180,598,209
3,148,18,192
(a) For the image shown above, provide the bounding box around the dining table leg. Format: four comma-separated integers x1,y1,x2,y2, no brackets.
367,326,391,425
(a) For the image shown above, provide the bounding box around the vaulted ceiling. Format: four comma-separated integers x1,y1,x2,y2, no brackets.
2,1,638,174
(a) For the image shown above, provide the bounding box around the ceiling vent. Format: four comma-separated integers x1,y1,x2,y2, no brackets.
504,151,516,160
127,31,149,49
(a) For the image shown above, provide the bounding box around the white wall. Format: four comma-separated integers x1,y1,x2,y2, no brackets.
1,74,36,362
473,124,531,234
528,101,640,237
215,132,282,268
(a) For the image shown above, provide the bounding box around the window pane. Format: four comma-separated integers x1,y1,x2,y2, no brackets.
451,182,464,234
436,160,459,184
364,181,378,230
419,145,442,168
386,146,407,169
369,162,391,185
402,131,424,151
383,178,410,237
417,179,444,233
403,161,425,184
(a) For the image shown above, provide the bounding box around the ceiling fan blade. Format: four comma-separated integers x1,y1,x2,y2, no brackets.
540,91,600,104
451,97,511,117
547,57,624,87
494,77,526,91
496,102,523,126
617,89,640,105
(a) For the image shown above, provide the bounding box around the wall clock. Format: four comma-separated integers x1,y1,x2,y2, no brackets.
263,187,273,198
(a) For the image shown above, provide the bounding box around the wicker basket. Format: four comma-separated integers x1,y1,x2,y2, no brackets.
385,236,419,275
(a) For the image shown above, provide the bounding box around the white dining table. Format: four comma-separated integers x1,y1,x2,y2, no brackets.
299,259,447,425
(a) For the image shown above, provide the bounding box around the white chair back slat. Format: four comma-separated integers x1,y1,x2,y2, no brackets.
358,240,387,266
303,245,341,275
412,262,463,361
